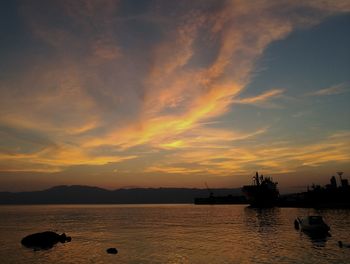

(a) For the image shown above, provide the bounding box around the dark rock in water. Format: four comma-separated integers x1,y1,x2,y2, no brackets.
106,247,118,254
21,231,71,250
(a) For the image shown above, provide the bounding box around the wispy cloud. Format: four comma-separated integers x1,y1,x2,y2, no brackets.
144,131,350,176
0,143,137,173
145,166,203,175
306,83,349,96
1,0,350,181
233,89,285,107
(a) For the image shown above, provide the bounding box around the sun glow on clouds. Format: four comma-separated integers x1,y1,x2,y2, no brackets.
145,131,350,176
0,0,350,188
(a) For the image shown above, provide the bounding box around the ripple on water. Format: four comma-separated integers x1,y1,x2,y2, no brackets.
0,205,350,264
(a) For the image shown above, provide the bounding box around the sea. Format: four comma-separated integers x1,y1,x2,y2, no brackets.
0,204,349,264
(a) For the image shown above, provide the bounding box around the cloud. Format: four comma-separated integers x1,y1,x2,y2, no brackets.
233,89,285,107
157,127,268,150
0,143,137,173
144,130,350,176
1,0,350,177
145,166,203,175
306,83,349,96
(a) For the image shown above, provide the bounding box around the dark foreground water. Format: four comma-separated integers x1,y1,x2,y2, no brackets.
0,205,349,263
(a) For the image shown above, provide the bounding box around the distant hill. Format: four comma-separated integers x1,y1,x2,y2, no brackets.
0,185,243,204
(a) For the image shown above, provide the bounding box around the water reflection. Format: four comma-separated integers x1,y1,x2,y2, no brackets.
300,230,330,248
1,205,350,263
293,213,331,248
244,207,281,234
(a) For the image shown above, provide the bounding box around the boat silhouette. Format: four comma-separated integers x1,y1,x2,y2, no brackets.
194,183,247,205
279,172,350,208
242,172,279,208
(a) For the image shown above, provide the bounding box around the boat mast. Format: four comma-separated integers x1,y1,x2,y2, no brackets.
337,171,343,184
254,172,260,186
205,182,214,198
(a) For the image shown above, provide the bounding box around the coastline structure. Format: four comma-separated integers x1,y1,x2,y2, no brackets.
242,172,279,207
279,172,350,208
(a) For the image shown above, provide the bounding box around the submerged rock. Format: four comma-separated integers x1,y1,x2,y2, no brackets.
21,231,71,250
106,247,118,254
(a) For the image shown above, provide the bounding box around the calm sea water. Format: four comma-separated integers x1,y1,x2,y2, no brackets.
0,204,349,263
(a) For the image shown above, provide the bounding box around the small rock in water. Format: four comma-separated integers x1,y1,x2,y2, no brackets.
106,247,118,254
21,231,71,250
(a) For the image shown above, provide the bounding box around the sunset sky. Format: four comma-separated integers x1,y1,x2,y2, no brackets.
0,0,349,192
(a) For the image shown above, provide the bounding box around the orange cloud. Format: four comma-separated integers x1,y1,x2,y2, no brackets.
2,0,350,176
234,89,285,105
143,131,350,176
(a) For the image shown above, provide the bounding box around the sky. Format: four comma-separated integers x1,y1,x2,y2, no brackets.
0,0,349,192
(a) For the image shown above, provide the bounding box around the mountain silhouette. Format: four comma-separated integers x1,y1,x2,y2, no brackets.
0,185,243,204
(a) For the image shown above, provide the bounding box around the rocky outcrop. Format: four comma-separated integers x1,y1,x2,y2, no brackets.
21,231,71,250
106,247,118,254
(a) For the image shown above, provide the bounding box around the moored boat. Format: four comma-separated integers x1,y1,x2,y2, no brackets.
294,215,330,234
